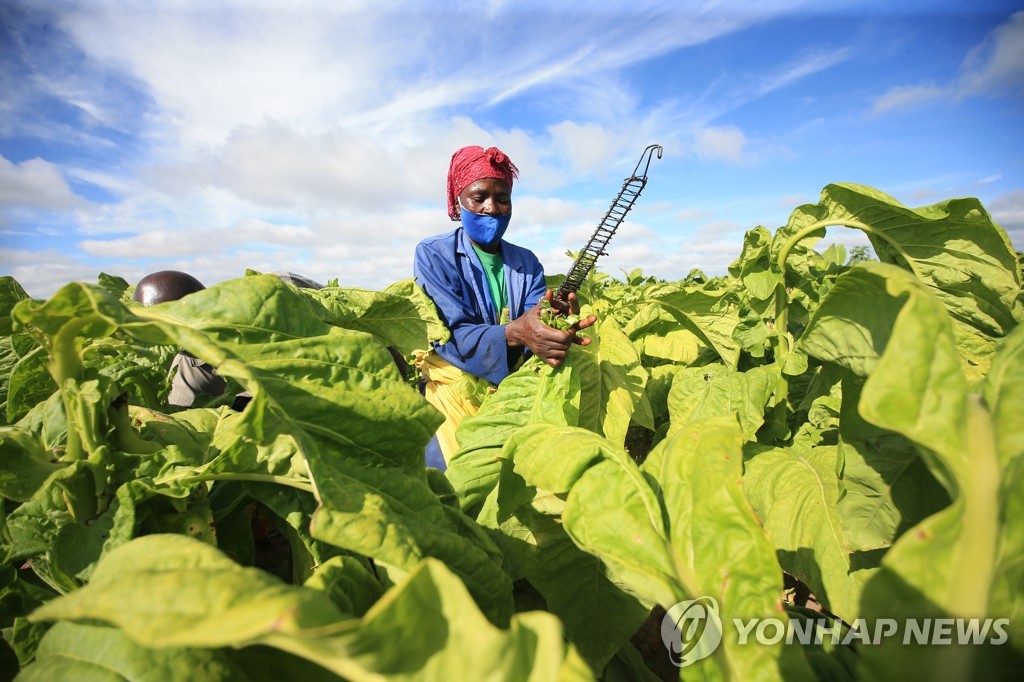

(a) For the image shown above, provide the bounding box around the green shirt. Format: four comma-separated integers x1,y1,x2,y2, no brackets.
472,244,508,319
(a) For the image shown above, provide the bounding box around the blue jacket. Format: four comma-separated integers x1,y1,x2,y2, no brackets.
414,228,547,384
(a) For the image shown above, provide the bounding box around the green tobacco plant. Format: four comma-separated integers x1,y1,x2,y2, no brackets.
500,420,816,681
797,264,1023,680
304,278,451,370
773,183,1022,383
1,184,1020,680
446,357,581,513
27,534,592,681
476,455,651,674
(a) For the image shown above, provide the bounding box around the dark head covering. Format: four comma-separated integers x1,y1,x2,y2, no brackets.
133,270,206,306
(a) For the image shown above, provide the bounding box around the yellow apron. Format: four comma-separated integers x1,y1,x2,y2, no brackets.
415,351,490,464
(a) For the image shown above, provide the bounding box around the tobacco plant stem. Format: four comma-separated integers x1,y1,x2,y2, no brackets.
160,472,315,494
930,396,1000,682
51,315,101,461
772,219,885,436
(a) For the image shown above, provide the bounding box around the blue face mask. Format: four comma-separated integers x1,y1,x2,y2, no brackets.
460,207,511,250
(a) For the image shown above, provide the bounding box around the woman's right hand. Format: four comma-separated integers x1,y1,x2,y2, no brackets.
505,290,597,367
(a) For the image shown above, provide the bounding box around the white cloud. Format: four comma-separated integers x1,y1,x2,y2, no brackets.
56,3,392,150
0,155,86,210
989,189,1024,250
675,207,714,222
779,193,810,208
7,0,1016,301
872,84,948,114
79,222,317,260
557,222,605,249
0,248,106,298
0,3,149,147
67,113,667,252
542,220,667,287
515,196,590,227
815,229,872,251
692,219,744,239
149,123,429,211
956,11,1024,97
48,1,811,153
872,11,1024,114
79,230,206,259
678,46,853,131
63,166,150,197
661,48,833,162
489,45,598,106
989,189,1024,227
70,185,262,237
693,125,748,164
1,0,833,269
545,121,633,177
77,205,440,260
631,235,742,279
758,48,852,98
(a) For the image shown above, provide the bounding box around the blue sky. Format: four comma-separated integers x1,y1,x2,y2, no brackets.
1,0,1022,298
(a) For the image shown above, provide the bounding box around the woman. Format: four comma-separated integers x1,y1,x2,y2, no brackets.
413,144,596,466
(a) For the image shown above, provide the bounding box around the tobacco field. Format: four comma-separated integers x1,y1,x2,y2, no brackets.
0,183,1021,681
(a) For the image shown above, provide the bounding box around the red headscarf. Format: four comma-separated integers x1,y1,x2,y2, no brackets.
447,145,519,221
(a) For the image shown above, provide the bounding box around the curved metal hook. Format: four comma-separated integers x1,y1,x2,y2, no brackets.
631,144,663,180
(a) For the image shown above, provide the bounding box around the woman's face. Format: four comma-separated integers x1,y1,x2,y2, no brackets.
459,178,512,216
